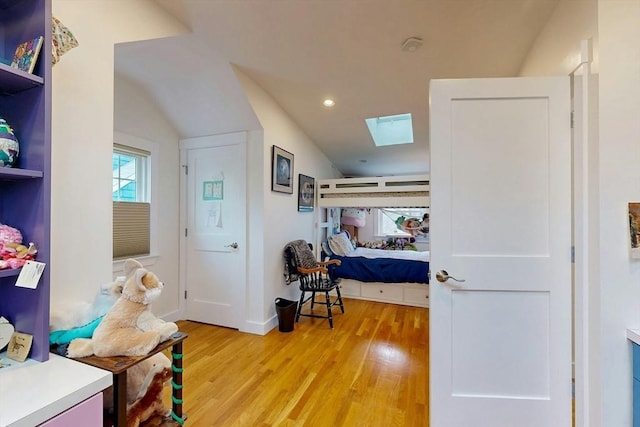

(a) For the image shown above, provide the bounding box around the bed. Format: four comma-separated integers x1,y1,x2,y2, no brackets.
317,174,430,308
329,247,429,284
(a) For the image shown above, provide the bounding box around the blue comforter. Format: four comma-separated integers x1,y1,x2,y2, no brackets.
330,254,429,284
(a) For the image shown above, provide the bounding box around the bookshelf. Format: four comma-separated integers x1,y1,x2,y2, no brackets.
0,0,51,362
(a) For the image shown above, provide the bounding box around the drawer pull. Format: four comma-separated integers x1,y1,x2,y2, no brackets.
379,290,383,293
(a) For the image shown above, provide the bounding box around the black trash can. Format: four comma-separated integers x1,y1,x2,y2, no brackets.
275,298,297,332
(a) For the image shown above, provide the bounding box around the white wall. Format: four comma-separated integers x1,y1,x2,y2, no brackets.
51,0,335,335
519,0,598,76
113,74,181,320
521,1,640,425
235,70,336,327
598,2,640,425
50,0,187,306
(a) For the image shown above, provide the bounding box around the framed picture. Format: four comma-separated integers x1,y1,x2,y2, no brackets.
271,145,294,194
298,174,315,212
630,202,640,259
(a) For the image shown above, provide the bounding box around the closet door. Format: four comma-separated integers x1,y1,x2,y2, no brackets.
181,132,247,329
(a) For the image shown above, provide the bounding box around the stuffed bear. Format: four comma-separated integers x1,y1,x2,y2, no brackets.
67,259,178,358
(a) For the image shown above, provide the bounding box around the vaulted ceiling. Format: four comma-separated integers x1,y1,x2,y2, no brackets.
115,0,560,177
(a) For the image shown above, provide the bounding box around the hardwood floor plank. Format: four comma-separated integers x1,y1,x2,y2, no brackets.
160,299,429,426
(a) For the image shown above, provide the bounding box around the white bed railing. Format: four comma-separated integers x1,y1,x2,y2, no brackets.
317,174,429,208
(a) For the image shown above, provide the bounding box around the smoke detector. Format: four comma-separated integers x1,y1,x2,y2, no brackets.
401,37,423,52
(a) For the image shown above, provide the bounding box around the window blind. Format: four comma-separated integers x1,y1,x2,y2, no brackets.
113,201,150,258
113,143,151,157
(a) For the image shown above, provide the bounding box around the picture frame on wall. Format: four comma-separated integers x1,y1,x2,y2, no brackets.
271,145,294,194
298,174,315,212
629,202,640,259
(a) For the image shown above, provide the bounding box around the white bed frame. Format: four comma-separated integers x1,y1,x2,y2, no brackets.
317,174,430,208
317,174,430,308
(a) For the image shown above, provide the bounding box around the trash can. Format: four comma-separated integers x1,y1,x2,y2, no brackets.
275,298,297,332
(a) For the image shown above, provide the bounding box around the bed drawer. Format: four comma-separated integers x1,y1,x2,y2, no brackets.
404,285,429,305
340,280,361,297
361,283,404,302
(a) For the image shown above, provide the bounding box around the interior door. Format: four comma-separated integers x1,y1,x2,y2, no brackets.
429,77,571,426
181,132,246,329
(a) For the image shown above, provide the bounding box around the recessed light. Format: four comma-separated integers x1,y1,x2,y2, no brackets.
323,98,335,107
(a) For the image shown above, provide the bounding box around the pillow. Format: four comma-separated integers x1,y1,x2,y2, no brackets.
321,240,333,257
328,232,355,256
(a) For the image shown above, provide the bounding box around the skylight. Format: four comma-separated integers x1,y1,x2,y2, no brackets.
365,113,414,147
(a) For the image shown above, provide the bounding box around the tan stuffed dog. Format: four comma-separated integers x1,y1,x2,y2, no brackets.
67,259,178,358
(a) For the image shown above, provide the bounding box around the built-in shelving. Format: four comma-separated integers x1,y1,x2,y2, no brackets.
0,268,21,279
0,62,44,93
0,0,51,362
0,167,43,179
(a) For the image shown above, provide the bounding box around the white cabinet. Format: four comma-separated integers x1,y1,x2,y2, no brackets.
0,353,111,427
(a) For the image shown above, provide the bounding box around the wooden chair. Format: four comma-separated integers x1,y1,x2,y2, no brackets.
284,240,344,328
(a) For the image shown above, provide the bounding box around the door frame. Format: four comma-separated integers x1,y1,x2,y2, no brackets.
178,131,248,325
571,38,595,427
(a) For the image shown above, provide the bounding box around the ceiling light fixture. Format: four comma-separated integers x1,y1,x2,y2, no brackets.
323,98,335,107
401,36,423,52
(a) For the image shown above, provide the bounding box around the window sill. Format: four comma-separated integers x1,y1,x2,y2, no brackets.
112,254,159,274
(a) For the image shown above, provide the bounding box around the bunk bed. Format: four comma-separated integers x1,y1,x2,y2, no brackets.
317,174,430,308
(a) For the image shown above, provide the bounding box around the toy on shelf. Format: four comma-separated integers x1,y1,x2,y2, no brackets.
0,223,37,269
0,118,19,168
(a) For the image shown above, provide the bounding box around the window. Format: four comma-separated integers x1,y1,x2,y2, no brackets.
113,149,147,202
113,143,151,259
376,207,428,237
365,113,414,146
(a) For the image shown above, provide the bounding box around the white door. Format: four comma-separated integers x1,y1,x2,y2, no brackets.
180,132,246,329
429,77,571,427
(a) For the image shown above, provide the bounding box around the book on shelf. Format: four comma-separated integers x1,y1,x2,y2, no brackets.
10,35,44,74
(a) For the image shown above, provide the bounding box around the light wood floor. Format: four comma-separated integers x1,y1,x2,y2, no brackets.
162,298,429,426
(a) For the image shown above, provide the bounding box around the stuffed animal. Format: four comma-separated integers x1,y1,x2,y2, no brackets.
0,223,37,269
49,278,124,346
395,213,429,236
102,353,173,427
67,259,178,358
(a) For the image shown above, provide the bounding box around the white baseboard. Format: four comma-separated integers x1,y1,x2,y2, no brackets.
240,316,278,335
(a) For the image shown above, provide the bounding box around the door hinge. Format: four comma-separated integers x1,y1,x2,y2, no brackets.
184,290,188,299
570,111,574,129
185,228,188,237
571,245,575,263
182,164,188,175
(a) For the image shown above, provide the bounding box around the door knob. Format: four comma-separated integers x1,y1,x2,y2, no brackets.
435,270,465,283
225,242,238,249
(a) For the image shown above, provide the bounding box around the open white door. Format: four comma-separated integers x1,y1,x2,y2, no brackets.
180,132,247,329
429,77,571,427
